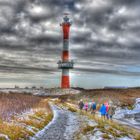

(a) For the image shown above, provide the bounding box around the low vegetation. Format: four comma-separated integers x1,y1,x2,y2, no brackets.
53,99,140,140
81,125,95,135
58,88,140,106
0,93,53,140
0,93,42,121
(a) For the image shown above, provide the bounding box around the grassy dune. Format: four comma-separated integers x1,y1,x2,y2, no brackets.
53,99,140,140
58,88,140,107
0,93,53,140
0,93,42,121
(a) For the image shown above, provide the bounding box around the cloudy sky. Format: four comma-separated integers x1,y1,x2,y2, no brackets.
0,0,140,88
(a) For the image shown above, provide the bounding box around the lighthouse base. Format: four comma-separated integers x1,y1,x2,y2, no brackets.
61,75,70,88
61,69,70,88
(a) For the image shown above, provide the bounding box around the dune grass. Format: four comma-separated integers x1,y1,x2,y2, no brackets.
0,93,42,121
0,94,53,140
53,100,140,140
81,125,95,135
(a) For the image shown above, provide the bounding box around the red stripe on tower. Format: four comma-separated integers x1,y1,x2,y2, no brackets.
62,76,70,88
63,24,70,39
62,51,69,61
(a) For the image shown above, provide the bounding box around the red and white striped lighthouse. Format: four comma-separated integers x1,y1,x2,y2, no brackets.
58,14,74,88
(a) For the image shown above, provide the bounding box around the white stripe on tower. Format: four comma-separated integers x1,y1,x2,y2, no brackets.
63,39,69,51
62,69,69,76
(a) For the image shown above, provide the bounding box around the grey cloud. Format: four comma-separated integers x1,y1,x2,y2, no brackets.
74,67,140,76
0,65,56,74
0,0,140,82
29,32,61,44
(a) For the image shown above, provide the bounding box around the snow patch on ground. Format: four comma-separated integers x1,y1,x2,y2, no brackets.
117,136,135,140
114,98,140,129
0,134,10,140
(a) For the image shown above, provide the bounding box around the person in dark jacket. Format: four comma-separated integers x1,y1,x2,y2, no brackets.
91,102,96,114
78,99,84,110
99,104,106,119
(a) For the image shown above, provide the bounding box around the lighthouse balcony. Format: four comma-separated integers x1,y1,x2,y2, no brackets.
57,60,74,69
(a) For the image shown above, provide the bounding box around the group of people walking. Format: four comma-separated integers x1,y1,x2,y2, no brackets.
78,99,115,120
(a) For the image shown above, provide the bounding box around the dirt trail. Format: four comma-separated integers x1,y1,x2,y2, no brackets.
30,105,80,140
30,103,140,140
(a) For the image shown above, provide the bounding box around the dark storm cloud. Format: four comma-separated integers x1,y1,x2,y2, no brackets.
0,0,140,77
0,65,55,74
29,33,60,44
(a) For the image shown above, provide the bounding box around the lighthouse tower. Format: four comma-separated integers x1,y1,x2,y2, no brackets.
58,14,74,88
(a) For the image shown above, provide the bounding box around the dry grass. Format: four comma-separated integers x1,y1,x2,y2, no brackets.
58,88,140,106
0,93,53,139
81,125,95,134
102,133,111,139
0,93,42,121
55,101,140,140
0,112,53,140
0,121,34,139
52,89,140,139
64,103,77,112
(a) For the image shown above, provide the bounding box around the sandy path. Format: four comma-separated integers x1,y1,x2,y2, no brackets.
30,105,80,140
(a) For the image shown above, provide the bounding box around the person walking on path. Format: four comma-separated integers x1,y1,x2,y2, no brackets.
89,102,92,111
78,99,84,110
91,102,96,114
99,104,106,119
84,102,88,112
105,102,109,119
108,104,115,120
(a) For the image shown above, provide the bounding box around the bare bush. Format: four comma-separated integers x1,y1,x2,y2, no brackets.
0,93,42,121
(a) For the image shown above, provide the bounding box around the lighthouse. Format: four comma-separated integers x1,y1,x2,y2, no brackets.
58,14,74,88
